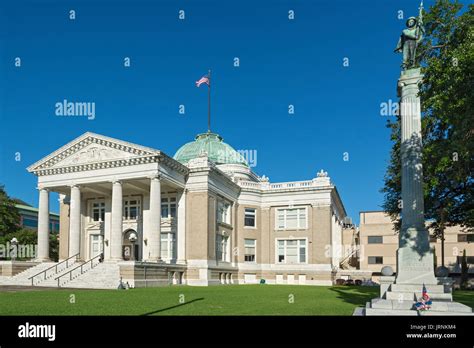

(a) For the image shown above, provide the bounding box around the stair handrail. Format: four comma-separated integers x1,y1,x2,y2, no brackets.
28,253,80,286
55,253,103,287
339,246,358,267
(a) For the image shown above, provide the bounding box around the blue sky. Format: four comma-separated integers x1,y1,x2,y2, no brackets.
0,0,462,223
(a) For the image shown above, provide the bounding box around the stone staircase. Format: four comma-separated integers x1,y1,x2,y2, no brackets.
0,254,120,289
61,261,121,289
384,283,452,301
0,262,56,286
362,283,473,316
34,262,83,287
339,247,358,270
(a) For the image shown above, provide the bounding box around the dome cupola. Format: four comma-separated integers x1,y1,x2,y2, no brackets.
173,132,248,167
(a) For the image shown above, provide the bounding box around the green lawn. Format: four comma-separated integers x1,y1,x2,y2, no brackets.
0,285,472,316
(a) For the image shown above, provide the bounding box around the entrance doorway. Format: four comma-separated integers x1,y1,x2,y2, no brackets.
89,234,104,259
123,229,140,261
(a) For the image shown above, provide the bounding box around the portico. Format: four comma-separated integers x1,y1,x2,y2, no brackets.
28,133,188,265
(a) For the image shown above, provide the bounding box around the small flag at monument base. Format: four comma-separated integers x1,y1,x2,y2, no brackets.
415,284,432,311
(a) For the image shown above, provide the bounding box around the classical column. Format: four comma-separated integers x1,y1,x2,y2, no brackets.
396,68,437,285
148,175,161,261
69,185,81,258
58,194,70,261
176,189,186,264
110,181,123,260
37,188,50,261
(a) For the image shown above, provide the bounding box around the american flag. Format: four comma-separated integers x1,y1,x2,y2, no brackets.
196,75,210,87
415,283,432,311
422,284,429,299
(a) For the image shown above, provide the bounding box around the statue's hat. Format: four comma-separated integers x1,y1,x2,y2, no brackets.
406,16,417,26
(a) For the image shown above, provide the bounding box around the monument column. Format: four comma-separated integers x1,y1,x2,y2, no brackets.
396,68,436,285
176,188,186,264
110,180,123,260
37,187,50,261
69,185,81,258
147,175,162,261
364,2,473,314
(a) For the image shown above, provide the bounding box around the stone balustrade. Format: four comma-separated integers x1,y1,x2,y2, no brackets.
239,178,330,191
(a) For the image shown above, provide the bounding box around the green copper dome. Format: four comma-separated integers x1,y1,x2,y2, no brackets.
174,132,248,167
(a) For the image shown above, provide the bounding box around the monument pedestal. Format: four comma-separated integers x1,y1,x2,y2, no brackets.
362,279,472,316
395,243,437,285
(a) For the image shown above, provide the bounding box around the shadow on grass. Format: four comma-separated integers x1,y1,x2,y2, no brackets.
328,286,379,306
453,290,474,309
140,298,205,316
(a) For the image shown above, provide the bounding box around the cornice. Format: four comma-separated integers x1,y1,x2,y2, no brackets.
33,155,159,176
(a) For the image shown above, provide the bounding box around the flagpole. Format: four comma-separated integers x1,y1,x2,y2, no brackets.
208,69,211,132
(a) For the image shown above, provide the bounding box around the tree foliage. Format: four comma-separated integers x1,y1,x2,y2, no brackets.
0,184,21,235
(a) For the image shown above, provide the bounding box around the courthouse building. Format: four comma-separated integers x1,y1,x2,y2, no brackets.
24,131,349,287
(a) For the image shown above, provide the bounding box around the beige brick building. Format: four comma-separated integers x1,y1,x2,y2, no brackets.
359,211,474,275
16,131,350,288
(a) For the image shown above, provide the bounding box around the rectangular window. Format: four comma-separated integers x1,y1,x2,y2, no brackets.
276,208,307,230
277,240,285,262
161,197,176,219
457,234,474,243
160,233,176,260
92,202,105,222
368,256,383,264
124,199,141,220
299,243,306,263
217,201,231,224
216,235,229,262
50,221,59,233
170,197,176,218
368,236,383,244
457,256,474,264
244,208,256,227
22,217,38,228
244,239,256,262
276,239,307,264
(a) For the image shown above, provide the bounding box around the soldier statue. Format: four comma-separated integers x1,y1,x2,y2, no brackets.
395,2,425,70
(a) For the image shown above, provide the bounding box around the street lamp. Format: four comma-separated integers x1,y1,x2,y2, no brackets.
128,232,138,261
10,237,18,261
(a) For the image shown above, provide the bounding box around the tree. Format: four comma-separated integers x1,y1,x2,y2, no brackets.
0,184,21,236
460,249,469,290
382,0,474,262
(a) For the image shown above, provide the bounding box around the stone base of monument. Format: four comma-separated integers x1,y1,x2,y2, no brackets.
356,277,473,316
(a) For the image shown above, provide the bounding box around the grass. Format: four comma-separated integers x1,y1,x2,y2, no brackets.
0,285,471,316
452,289,474,309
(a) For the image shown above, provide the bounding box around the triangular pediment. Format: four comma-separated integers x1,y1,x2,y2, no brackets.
28,132,160,173
50,142,138,168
